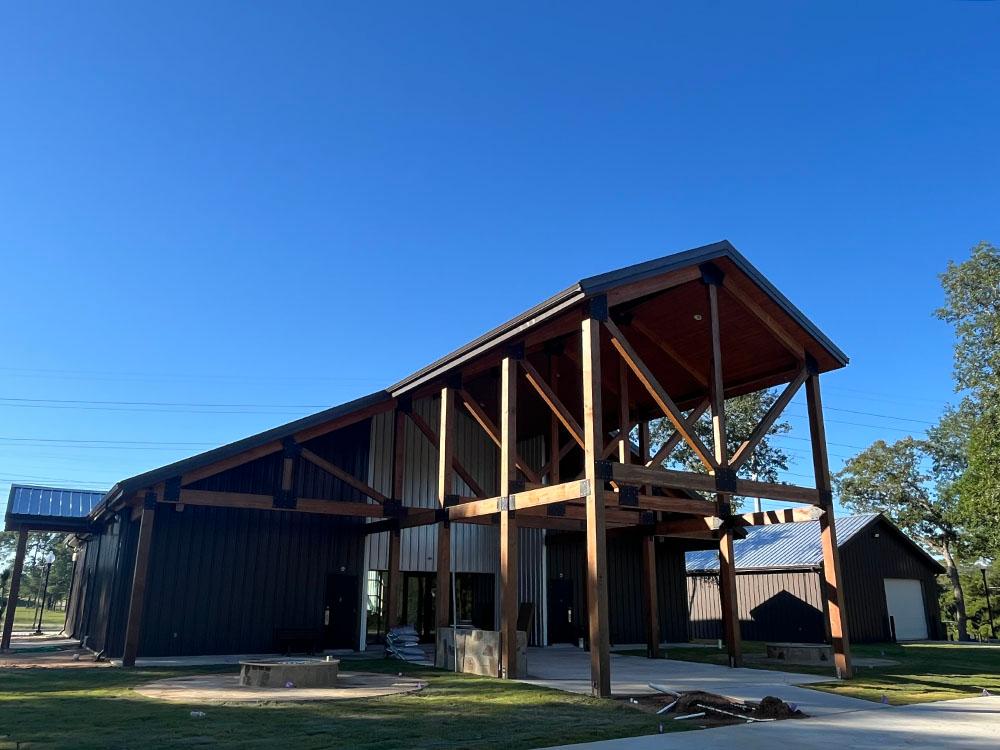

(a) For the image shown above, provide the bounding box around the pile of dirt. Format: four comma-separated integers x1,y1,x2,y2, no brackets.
618,689,806,728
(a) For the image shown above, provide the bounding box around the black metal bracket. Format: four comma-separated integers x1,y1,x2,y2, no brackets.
618,485,640,507
714,468,738,494
546,503,566,517
143,491,158,510
446,372,463,390
805,353,820,376
163,476,182,504
383,499,406,518
397,394,413,414
273,489,297,510
282,436,301,459
509,477,526,494
639,510,656,526
588,294,609,322
818,489,834,506
699,262,725,287
506,342,525,361
595,460,614,482
444,494,462,508
434,508,450,525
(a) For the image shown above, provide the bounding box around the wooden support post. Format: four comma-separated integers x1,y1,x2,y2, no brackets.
122,493,157,667
436,387,455,632
0,530,29,650
582,310,611,697
499,355,520,678
548,352,561,484
807,372,853,679
385,409,407,630
706,277,743,668
641,534,661,658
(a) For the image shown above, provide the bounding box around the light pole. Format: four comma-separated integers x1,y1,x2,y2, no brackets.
976,559,996,642
33,552,56,635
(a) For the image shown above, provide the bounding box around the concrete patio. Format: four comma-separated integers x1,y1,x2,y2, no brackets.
521,645,882,717
540,695,1000,750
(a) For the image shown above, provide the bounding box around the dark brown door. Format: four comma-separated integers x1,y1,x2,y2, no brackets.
325,574,359,649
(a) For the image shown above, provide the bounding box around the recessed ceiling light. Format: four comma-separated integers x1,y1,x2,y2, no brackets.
693,314,703,321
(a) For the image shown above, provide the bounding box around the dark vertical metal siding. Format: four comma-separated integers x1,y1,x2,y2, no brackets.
140,504,366,656
838,518,944,642
70,511,138,656
686,570,824,642
546,533,689,644
655,539,690,643
135,421,372,656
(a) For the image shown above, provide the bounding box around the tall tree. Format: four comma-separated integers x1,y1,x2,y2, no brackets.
835,436,971,640
649,389,792,510
936,242,1000,555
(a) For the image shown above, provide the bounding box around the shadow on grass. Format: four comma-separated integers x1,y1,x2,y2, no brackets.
0,659,685,750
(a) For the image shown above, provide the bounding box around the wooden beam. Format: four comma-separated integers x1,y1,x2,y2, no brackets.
729,368,808,472
436,387,455,632
293,398,397,443
385,409,407,630
520,358,585,449
641,534,661,658
604,265,703,306
548,353,561,484
175,489,385,517
630,318,707,387
0,530,28,650
122,494,156,667
499,355,519,679
458,388,541,484
654,516,723,535
722,276,805,362
732,507,824,527
646,399,710,468
582,313,611,698
300,447,388,504
408,404,527,495
604,319,718,472
807,372,853,679
181,440,283,487
617,357,631,466
707,278,742,669
604,490,716,516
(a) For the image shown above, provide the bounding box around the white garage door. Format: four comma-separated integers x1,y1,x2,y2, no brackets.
883,578,928,640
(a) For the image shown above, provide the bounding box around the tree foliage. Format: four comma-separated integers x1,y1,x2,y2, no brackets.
835,434,972,639
935,241,1000,556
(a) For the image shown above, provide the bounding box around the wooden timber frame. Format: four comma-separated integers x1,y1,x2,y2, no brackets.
90,242,851,686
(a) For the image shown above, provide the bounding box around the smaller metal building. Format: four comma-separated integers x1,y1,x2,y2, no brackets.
686,513,945,643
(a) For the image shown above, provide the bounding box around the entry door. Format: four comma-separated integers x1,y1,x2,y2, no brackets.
883,578,928,641
548,578,578,644
325,574,360,649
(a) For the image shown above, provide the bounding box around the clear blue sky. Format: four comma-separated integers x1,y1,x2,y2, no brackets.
1,2,998,514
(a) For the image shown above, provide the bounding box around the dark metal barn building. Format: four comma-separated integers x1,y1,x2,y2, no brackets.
2,241,861,694
686,513,945,643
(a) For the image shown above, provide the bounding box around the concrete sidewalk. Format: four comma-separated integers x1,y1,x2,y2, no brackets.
539,695,1000,750
521,646,881,717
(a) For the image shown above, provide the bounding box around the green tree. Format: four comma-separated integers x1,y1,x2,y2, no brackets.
649,389,791,510
936,242,1000,555
835,436,971,640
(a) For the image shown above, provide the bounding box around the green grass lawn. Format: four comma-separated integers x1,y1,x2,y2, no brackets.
8,605,66,633
617,641,1000,705
0,658,686,749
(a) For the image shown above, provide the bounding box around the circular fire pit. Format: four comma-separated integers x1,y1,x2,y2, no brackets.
239,658,339,688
